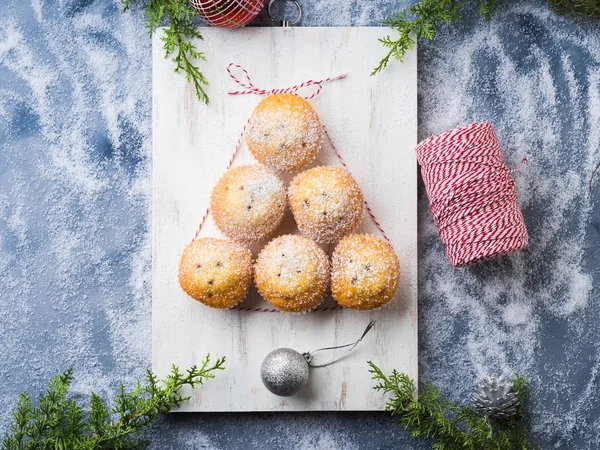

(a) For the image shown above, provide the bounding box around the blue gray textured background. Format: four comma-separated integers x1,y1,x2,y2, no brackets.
2,0,600,448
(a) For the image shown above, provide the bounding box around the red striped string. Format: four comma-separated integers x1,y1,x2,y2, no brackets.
191,64,387,312
193,119,250,241
227,63,346,100
322,124,393,246
415,122,528,267
233,306,343,313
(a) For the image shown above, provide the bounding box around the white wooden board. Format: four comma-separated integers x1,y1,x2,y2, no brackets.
152,27,417,411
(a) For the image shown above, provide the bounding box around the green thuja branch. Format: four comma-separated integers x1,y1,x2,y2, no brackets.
375,0,600,75
372,0,471,75
548,0,600,20
2,355,225,450
123,0,210,104
368,361,532,449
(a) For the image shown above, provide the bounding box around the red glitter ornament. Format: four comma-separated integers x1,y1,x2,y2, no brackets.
189,0,266,28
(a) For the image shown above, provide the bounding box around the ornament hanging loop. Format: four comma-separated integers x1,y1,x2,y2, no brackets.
268,0,302,27
303,320,375,368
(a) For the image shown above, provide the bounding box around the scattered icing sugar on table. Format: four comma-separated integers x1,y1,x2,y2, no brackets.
1,0,600,447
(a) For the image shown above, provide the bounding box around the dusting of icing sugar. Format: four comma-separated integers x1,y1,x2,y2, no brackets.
211,165,287,242
288,166,364,244
246,93,323,172
416,3,600,445
331,234,400,310
0,0,155,437
254,234,330,312
1,0,599,447
179,237,253,309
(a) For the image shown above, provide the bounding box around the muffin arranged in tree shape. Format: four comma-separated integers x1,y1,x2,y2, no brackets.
245,94,323,172
254,235,330,313
179,238,253,309
288,166,364,244
211,165,287,242
331,234,400,310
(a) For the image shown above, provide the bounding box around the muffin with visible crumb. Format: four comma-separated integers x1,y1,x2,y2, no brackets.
331,234,400,310
254,235,330,312
179,238,253,309
288,166,364,244
211,165,287,242
245,94,322,172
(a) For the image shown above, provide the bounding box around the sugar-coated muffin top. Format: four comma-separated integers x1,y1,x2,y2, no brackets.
288,166,364,244
331,234,400,310
246,94,322,172
178,238,253,309
210,165,287,242
254,235,330,312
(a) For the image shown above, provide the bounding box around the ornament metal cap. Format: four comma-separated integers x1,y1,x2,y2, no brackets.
260,320,375,397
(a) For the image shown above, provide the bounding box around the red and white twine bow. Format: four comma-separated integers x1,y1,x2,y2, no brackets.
227,63,346,100
415,122,528,267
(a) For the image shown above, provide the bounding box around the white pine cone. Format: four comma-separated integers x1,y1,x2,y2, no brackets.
473,375,520,419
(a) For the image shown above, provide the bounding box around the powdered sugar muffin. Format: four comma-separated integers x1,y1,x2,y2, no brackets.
211,165,286,242
245,94,322,172
331,234,400,310
288,166,364,244
254,235,330,312
179,238,253,309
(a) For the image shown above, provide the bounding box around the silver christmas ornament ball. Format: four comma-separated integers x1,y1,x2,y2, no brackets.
473,374,520,419
261,348,309,397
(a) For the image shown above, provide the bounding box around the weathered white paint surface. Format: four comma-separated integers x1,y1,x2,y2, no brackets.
152,27,417,411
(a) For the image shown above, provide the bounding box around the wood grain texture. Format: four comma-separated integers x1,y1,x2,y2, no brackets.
152,27,417,411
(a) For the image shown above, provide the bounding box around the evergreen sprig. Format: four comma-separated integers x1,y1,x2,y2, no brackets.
375,0,600,75
2,355,225,450
368,362,532,449
548,0,600,19
123,0,210,104
372,0,472,75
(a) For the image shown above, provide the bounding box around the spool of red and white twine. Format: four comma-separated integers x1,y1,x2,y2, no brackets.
415,122,528,267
